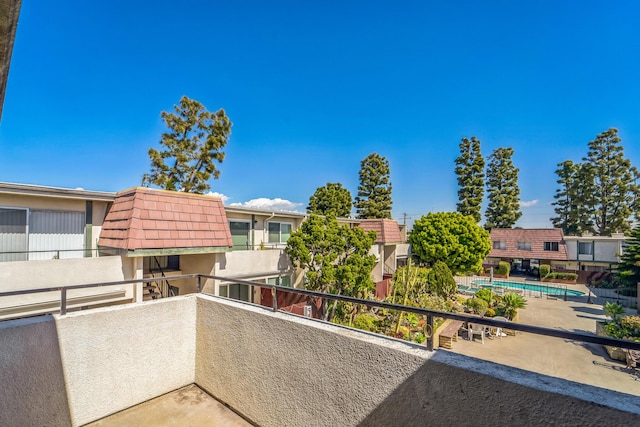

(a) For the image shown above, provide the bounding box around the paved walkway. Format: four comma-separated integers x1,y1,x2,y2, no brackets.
446,295,640,396
85,384,253,427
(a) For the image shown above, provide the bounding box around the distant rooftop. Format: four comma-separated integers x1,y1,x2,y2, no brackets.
358,218,402,244
489,228,568,260
98,187,232,255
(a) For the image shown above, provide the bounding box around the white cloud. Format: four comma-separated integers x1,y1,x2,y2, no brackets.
229,198,304,212
520,199,539,208
205,191,229,203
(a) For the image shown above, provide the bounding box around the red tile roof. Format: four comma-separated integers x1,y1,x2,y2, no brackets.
357,219,402,244
488,228,568,261
98,187,232,252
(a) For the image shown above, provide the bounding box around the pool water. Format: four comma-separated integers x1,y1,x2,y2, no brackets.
472,279,585,296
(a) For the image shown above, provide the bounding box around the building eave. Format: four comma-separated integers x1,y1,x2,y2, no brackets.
0,181,116,202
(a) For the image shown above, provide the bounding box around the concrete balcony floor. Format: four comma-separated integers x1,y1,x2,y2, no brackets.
85,384,253,427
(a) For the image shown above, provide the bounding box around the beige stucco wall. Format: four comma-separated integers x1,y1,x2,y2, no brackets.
57,298,196,426
0,316,73,427
195,295,640,427
2,295,639,426
565,237,624,264
0,256,128,290
0,297,197,427
0,256,135,319
217,249,291,278
173,253,217,294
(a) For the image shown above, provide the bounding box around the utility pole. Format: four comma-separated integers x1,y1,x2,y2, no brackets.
403,212,407,226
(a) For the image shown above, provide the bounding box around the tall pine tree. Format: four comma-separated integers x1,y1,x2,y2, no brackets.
484,147,521,229
582,128,638,235
455,136,485,223
142,96,232,193
307,182,352,217
354,153,393,219
617,225,640,288
550,160,595,235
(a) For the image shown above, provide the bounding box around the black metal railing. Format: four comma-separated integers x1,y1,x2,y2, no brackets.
198,274,640,352
1,273,639,353
0,248,120,261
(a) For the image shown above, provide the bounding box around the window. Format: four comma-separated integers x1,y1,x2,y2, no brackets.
578,242,593,255
493,241,506,250
229,220,251,250
0,207,28,262
267,276,292,287
543,242,559,251
219,284,250,302
144,255,180,273
517,242,531,251
268,222,292,244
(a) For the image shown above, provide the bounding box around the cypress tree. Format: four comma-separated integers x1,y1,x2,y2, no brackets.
484,147,521,229
354,153,393,219
550,161,595,235
582,128,638,235
455,136,485,223
617,225,640,288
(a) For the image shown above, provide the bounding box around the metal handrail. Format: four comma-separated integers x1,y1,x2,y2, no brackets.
1,273,640,352
199,274,640,352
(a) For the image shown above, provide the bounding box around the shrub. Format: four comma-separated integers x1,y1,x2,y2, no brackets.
419,294,452,312
604,301,625,321
352,313,379,332
484,307,496,317
546,272,578,281
426,261,457,299
475,288,493,304
465,297,488,315
495,261,510,276
539,264,550,278
620,315,640,331
413,332,426,344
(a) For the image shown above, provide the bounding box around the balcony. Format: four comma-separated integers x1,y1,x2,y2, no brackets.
1,290,639,426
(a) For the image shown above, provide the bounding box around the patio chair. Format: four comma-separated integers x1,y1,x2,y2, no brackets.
491,316,508,338
468,322,487,344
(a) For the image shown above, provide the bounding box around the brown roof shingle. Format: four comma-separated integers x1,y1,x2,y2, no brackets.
98,187,232,252
488,228,568,261
357,219,402,244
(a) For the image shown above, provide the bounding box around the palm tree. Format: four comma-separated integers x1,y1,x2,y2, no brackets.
501,293,527,320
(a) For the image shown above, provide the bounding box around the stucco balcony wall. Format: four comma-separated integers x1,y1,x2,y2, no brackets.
1,294,639,427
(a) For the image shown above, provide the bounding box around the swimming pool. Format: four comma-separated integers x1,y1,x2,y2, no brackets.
471,279,585,296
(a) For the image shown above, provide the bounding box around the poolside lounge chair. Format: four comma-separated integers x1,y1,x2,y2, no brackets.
468,323,487,344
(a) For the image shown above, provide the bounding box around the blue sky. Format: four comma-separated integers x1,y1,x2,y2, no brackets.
1,1,639,228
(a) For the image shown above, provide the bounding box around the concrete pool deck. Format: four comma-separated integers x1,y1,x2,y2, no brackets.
448,295,640,396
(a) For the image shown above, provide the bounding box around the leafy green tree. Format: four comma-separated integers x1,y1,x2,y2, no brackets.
484,147,521,229
455,136,485,223
426,261,457,299
409,212,491,274
284,214,376,320
550,160,595,235
581,128,639,235
617,225,640,288
307,182,352,217
142,96,232,193
354,153,393,219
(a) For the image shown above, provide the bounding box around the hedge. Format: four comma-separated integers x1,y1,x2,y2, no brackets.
545,272,578,281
